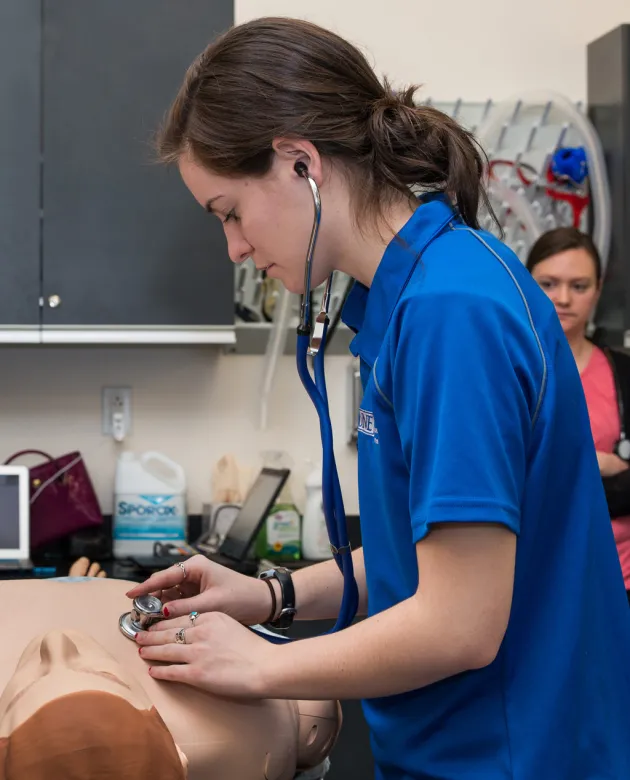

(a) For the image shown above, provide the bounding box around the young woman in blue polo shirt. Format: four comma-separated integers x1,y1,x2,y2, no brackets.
128,17,630,779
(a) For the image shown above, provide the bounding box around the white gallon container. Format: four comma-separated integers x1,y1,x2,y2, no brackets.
301,467,333,561
113,451,187,558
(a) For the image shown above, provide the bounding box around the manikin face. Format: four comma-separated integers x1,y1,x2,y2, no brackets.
178,146,333,294
530,247,601,339
0,630,187,771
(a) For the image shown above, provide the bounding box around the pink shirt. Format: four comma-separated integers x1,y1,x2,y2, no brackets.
581,346,630,587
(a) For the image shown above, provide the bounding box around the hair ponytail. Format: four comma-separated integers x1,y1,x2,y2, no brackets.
366,84,491,229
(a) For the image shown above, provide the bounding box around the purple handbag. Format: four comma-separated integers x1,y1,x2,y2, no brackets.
3,449,103,549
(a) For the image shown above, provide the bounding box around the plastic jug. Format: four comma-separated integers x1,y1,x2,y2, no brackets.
301,466,333,561
113,451,187,558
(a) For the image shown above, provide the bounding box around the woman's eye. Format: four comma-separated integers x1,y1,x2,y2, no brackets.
223,209,238,224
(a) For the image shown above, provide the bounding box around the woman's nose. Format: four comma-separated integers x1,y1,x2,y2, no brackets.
554,285,571,306
225,231,253,266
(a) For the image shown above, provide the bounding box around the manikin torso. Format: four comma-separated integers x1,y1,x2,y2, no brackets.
0,578,340,780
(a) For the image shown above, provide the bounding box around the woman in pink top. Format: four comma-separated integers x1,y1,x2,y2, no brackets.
527,227,630,602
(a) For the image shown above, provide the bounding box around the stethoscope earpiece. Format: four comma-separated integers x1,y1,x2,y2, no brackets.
294,161,309,177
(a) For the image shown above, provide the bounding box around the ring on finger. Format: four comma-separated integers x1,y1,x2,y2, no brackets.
189,611,198,626
176,562,187,581
175,628,188,644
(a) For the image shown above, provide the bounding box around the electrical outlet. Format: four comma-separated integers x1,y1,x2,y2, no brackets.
102,387,132,436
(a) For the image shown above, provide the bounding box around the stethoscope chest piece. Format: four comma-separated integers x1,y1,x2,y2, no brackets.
119,594,164,640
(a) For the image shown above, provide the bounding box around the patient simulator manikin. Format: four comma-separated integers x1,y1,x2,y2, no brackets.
0,576,341,780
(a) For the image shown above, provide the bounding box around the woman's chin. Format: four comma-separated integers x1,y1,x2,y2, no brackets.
268,265,327,296
276,273,305,295
560,321,583,338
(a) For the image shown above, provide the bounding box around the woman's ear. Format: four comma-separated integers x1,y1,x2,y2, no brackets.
271,137,324,186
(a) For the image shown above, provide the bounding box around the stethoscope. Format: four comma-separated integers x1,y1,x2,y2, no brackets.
120,162,359,643
293,161,359,634
120,594,164,639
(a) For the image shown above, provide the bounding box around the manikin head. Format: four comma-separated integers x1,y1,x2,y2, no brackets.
0,630,187,779
157,17,491,293
526,227,602,341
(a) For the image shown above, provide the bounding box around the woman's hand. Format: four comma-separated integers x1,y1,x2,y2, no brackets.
135,611,278,698
125,555,274,626
597,451,629,478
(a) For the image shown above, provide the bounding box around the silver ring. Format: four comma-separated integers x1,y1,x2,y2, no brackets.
175,628,187,644
189,611,198,626
176,562,187,580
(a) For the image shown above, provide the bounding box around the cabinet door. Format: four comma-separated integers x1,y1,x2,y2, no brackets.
588,25,630,343
42,1,234,329
0,0,41,328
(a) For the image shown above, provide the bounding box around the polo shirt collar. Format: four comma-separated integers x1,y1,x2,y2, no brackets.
342,194,457,368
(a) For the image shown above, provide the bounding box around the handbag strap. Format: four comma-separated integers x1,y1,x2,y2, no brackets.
31,454,84,505
3,449,55,466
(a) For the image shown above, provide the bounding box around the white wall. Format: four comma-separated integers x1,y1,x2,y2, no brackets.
237,0,629,101
3,0,629,516
1,347,357,514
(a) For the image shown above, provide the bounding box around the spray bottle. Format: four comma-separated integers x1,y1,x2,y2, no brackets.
301,463,333,561
255,450,301,561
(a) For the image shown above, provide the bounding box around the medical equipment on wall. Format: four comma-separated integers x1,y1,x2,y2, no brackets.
473,92,612,270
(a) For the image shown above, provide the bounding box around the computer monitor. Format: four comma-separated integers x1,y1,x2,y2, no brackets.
0,466,30,560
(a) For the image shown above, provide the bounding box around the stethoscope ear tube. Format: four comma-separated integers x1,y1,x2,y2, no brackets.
297,331,359,632
292,162,359,636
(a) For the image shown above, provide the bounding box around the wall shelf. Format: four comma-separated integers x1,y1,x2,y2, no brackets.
227,322,354,356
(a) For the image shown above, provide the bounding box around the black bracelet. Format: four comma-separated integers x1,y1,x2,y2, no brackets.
258,567,296,630
261,577,277,624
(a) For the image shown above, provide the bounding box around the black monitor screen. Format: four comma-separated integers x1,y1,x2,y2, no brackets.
219,468,289,561
0,475,20,550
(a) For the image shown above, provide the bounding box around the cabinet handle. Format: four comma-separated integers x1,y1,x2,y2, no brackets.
47,294,62,308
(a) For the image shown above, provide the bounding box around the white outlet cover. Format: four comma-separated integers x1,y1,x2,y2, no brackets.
102,387,132,435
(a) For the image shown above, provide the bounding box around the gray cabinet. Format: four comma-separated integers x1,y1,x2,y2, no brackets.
0,0,41,332
1,1,235,344
588,25,630,345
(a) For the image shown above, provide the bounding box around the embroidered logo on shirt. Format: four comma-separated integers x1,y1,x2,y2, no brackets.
358,409,377,440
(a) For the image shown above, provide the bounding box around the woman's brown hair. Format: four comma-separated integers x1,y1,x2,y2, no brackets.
158,17,493,230
526,227,602,283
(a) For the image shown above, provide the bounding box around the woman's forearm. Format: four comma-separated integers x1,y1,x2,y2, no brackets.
291,547,367,620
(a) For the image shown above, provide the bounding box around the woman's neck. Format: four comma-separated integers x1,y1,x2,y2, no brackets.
331,195,417,288
568,332,594,374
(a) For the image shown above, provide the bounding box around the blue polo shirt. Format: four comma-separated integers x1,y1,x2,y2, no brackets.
342,196,630,779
